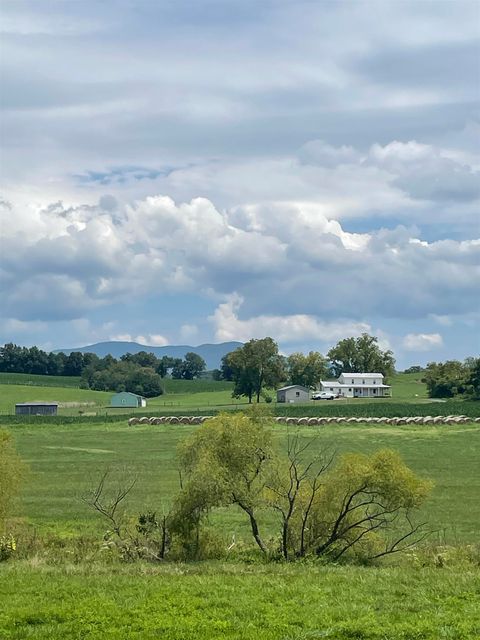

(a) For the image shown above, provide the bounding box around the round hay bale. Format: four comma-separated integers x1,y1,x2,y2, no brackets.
297,417,309,425
138,417,150,425
128,417,139,426
433,416,444,424
148,417,157,424
286,418,298,425
336,417,347,423
151,417,162,425
169,417,180,424
346,417,357,423
275,416,287,424
317,417,328,425
307,417,319,425
474,417,480,423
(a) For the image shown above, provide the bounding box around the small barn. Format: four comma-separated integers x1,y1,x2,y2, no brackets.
276,385,310,403
110,392,147,408
15,402,58,416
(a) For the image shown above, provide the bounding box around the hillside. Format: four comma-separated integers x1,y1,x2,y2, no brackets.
53,341,243,370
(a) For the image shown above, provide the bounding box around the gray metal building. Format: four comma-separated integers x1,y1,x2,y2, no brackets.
276,385,310,403
15,402,59,416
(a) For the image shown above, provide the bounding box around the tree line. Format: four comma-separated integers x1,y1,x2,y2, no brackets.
422,358,480,399
0,344,207,398
2,338,477,401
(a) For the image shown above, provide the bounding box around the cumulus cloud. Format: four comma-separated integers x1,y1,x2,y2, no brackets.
0,1,478,361
212,294,371,343
110,333,169,346
1,194,479,327
402,333,444,351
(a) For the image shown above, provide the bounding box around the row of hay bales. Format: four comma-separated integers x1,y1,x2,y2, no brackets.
128,416,213,426
274,415,477,425
129,415,478,427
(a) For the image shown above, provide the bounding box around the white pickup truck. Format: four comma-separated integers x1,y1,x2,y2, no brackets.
312,391,336,400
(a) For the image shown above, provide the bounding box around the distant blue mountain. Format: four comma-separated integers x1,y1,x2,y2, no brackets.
53,341,243,370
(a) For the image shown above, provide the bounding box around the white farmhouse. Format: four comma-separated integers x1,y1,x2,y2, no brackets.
319,373,391,398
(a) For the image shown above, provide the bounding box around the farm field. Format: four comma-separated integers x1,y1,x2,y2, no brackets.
2,415,480,639
0,372,442,417
5,419,480,541
1,561,479,640
0,372,83,387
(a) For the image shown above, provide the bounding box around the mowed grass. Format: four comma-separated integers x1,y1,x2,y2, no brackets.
1,562,479,640
5,420,480,541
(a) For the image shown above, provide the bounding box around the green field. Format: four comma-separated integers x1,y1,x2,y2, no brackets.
4,419,480,541
2,413,480,639
0,372,449,418
0,372,83,387
2,562,479,639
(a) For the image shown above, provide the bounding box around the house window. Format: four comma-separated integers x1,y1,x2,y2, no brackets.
330,388,334,392
351,379,354,384
349,388,352,392
122,399,126,404
373,380,376,384
362,380,365,384
296,391,300,397
373,388,376,394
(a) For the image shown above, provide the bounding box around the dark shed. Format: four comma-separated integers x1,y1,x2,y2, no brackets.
15,402,59,416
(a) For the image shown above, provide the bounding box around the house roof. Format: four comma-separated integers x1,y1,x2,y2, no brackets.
339,372,384,378
320,381,391,389
112,392,145,399
15,402,59,406
277,385,310,392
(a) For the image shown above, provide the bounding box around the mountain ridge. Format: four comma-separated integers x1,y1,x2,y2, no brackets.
53,341,243,370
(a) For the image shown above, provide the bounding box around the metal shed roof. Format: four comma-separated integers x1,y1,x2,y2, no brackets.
15,402,59,406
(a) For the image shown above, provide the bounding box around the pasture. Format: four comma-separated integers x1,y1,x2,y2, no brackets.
0,372,448,418
2,415,480,639
5,419,480,541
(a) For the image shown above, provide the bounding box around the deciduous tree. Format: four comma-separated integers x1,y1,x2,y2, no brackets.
328,334,395,379
226,338,285,403
287,351,329,388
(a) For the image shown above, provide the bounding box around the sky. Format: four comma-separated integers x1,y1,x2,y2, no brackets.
0,0,479,369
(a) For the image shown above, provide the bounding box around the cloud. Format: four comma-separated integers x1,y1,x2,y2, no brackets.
110,333,169,346
1,194,479,326
402,333,444,351
211,294,372,343
180,324,199,342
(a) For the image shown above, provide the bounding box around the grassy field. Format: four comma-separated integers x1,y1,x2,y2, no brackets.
0,372,451,419
1,562,479,639
0,372,83,387
4,419,480,541
2,415,480,639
